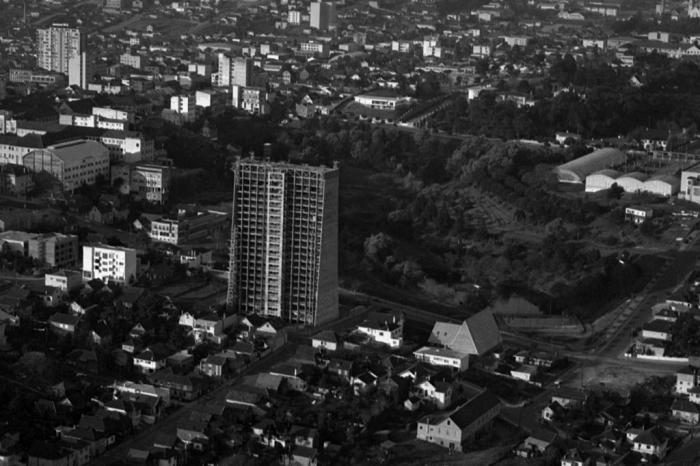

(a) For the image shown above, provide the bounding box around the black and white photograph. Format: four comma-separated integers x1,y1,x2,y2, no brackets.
2,0,700,464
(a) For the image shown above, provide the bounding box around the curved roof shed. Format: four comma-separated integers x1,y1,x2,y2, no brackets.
554,148,626,184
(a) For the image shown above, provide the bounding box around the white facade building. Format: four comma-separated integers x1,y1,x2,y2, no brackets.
82,244,138,284
170,95,196,121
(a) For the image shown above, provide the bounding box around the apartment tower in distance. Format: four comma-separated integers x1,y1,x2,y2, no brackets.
227,158,339,326
36,23,87,88
310,1,337,31
232,57,253,87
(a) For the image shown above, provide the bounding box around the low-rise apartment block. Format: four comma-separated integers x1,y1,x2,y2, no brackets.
82,244,139,284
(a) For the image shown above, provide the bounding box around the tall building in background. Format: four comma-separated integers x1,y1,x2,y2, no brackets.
310,1,337,30
231,57,253,87
36,24,88,88
227,159,339,326
216,53,231,87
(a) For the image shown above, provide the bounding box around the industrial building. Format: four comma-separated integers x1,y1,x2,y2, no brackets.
554,147,627,184
680,170,700,204
23,139,109,191
227,159,339,326
585,170,680,197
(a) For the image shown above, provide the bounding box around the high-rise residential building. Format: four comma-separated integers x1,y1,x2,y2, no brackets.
82,244,138,284
231,57,253,87
36,24,88,88
216,53,231,87
310,1,337,30
227,159,339,326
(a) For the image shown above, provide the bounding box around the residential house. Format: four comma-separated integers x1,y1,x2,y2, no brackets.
255,373,285,393
516,429,557,457
414,379,453,409
690,386,700,404
416,390,501,452
166,350,194,373
311,330,338,351
328,359,353,381
49,313,80,335
225,386,263,411
352,372,378,395
641,320,673,341
200,355,227,378
671,398,700,424
176,413,210,450
551,387,587,408
356,310,404,348
269,365,308,392
133,346,168,374
675,367,698,394
542,401,565,421
286,446,318,466
632,427,669,459
240,314,284,339
179,310,237,344
511,365,539,383
150,372,202,401
413,346,470,372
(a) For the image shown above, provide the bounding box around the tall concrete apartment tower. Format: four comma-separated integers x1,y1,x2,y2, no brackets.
310,1,337,31
227,159,339,326
231,57,253,87
36,23,88,88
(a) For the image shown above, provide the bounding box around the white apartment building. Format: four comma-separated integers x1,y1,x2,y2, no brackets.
92,106,133,123
58,113,128,131
299,42,330,57
146,217,179,244
232,86,269,115
23,140,110,191
36,23,88,87
288,10,302,25
120,53,143,69
82,244,138,284
170,95,196,121
99,131,153,163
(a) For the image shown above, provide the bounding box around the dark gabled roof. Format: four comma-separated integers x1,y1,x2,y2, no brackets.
226,386,262,405
642,319,673,333
360,310,403,331
312,329,337,343
552,386,587,402
243,314,271,328
634,427,666,446
49,312,80,326
202,355,227,366
255,373,284,391
449,391,500,429
672,398,699,414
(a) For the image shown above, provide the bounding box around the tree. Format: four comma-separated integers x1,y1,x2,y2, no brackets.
608,183,624,199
